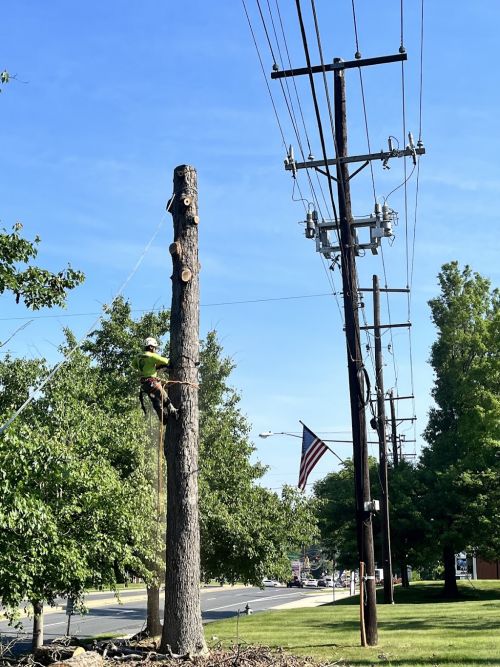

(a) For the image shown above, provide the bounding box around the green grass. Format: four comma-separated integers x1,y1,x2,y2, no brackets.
205,580,500,666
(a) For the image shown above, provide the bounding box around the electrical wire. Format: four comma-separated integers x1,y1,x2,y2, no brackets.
0,198,174,436
241,0,288,151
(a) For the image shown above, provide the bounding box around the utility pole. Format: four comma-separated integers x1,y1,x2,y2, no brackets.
373,275,394,604
334,62,377,646
161,165,207,657
389,390,399,466
273,35,424,647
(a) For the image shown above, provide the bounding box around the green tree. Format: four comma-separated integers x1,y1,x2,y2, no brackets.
198,330,318,585
0,345,156,648
314,458,383,571
0,223,84,309
421,262,500,597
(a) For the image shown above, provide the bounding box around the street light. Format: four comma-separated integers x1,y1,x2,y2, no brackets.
259,431,380,445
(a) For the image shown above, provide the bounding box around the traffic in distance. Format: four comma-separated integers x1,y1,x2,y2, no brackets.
263,573,356,589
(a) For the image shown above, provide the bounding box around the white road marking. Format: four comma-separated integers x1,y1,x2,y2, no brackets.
206,592,299,612
44,621,66,628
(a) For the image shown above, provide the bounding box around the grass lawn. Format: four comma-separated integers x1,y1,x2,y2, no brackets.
205,580,500,666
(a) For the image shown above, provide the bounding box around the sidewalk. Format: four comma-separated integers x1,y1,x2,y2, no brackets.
273,588,353,610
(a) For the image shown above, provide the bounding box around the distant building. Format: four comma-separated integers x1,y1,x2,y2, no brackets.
474,557,500,580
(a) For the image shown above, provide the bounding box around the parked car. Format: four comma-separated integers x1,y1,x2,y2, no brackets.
303,579,319,588
262,578,280,587
322,577,334,588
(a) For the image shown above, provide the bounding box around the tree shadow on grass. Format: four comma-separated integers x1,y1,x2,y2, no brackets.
203,611,240,622
330,582,500,607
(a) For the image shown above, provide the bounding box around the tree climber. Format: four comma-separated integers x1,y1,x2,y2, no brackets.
132,336,178,424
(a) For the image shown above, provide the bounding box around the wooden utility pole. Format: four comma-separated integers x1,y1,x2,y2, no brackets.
389,390,399,467
334,62,378,646
373,275,394,604
161,165,207,657
273,38,422,648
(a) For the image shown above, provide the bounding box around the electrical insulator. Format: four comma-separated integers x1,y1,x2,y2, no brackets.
305,211,316,239
382,204,393,236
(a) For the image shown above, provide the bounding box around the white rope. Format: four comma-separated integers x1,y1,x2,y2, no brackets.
0,195,175,436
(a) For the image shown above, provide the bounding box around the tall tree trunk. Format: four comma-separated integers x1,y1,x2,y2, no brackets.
146,585,162,636
160,165,207,656
32,600,44,651
443,544,459,598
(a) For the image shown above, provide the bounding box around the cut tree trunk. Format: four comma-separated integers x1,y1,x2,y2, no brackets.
160,165,207,657
443,544,459,598
146,584,162,636
32,600,44,651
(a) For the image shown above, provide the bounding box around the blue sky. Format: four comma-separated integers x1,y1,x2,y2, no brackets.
1,1,499,490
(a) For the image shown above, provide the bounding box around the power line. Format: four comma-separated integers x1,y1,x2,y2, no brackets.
0,201,173,436
0,291,345,323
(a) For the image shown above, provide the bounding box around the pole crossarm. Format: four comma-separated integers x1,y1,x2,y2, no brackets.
384,394,414,401
359,287,410,293
286,146,425,172
359,322,411,331
271,52,407,79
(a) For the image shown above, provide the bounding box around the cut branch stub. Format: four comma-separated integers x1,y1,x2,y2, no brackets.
181,267,192,283
169,242,182,258
182,196,192,207
192,215,200,225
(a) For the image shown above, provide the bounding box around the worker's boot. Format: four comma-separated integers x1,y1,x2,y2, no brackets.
166,400,179,420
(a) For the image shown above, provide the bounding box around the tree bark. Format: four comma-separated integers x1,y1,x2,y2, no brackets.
160,165,207,656
146,584,162,636
32,600,44,651
443,544,459,598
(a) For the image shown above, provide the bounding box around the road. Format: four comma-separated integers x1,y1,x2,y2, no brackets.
0,585,347,652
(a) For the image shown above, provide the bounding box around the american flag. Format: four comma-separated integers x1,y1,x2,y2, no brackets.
298,423,328,491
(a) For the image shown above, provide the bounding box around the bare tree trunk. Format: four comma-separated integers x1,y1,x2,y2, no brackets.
160,165,207,656
146,585,162,636
32,600,44,651
443,544,459,598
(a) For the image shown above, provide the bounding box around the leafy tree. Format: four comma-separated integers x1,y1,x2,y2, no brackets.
85,304,319,587
0,223,84,309
387,460,429,585
313,458,381,571
421,262,500,597
198,330,318,585
0,344,156,648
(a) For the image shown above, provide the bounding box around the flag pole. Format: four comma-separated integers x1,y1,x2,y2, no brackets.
299,421,346,464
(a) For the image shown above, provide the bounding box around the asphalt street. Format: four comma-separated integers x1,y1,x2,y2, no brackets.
0,585,345,652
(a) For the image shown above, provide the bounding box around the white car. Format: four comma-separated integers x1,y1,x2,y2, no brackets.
303,579,319,588
262,578,280,587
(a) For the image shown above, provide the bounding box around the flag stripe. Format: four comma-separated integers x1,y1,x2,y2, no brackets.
298,425,329,490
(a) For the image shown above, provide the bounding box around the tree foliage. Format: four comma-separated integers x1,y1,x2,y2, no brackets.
0,341,156,621
0,298,319,630
197,330,318,584
0,223,84,309
420,262,500,593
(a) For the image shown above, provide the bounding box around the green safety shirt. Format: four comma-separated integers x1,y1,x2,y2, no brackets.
132,351,170,378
